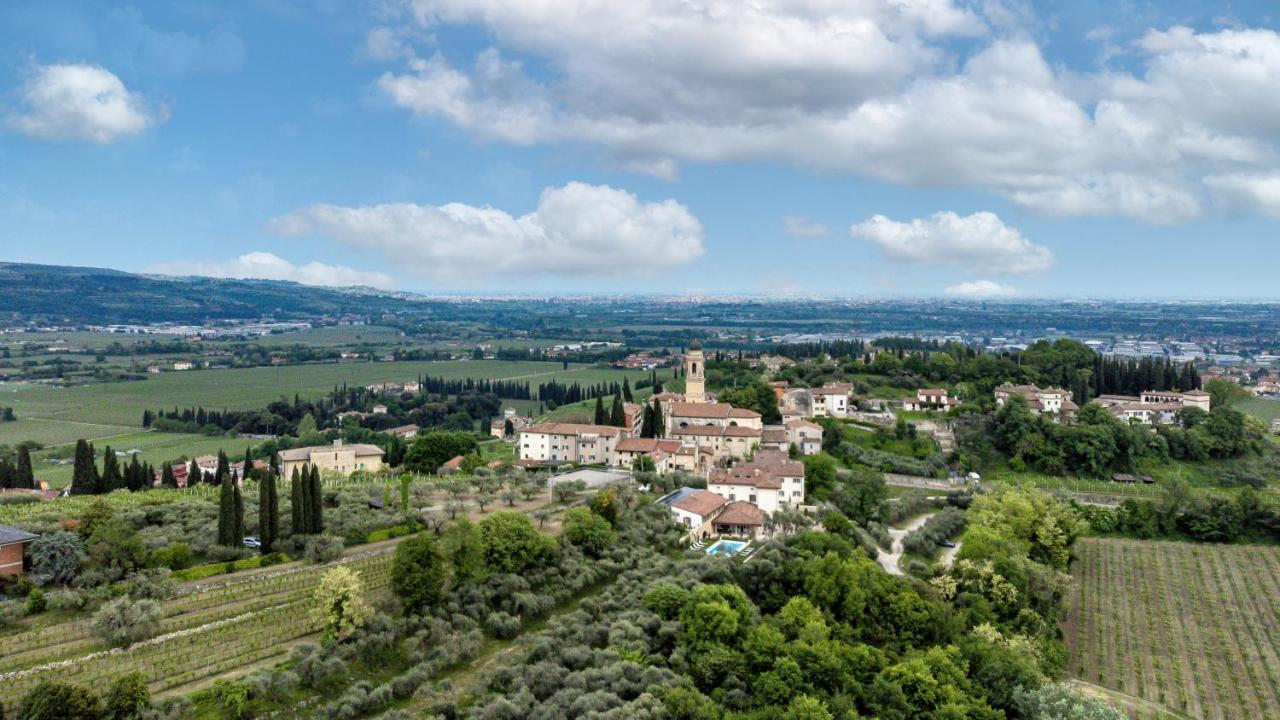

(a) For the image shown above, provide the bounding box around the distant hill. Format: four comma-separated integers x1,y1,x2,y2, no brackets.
0,262,422,324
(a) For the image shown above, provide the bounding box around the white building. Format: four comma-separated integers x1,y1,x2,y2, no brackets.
995,384,1078,420
809,383,856,417
707,450,805,513
518,423,623,464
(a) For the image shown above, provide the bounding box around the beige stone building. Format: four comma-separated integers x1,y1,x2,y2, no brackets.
280,439,385,479
517,423,623,464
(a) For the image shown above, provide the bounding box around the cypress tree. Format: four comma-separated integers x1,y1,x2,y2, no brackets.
593,396,606,425
16,445,35,489
622,377,633,402
290,466,305,536
217,472,236,546
162,463,177,488
0,460,13,489
309,465,324,534
215,451,230,485
232,474,245,544
242,448,255,484
640,404,655,438
125,455,144,491
651,399,665,438
259,467,278,554
101,446,121,492
70,440,95,495
189,458,202,486
609,394,625,427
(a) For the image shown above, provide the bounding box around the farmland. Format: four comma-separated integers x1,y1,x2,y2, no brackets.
1065,537,1280,720
0,359,667,447
1241,397,1280,423
0,545,395,716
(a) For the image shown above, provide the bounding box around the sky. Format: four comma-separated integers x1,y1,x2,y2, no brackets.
2,0,1279,299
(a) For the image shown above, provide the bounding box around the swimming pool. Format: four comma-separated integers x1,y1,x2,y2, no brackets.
705,539,747,556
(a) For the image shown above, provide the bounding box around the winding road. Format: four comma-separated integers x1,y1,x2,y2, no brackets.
876,512,963,576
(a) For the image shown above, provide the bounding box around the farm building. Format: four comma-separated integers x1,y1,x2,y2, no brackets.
0,525,37,576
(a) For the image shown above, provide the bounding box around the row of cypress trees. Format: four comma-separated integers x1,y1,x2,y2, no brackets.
68,440,160,495
289,464,324,536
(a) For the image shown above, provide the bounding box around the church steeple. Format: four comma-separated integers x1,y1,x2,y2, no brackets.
685,340,705,403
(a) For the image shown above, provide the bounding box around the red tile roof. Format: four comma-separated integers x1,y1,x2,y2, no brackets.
714,501,764,527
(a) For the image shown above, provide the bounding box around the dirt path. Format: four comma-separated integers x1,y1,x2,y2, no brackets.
939,541,962,568
877,512,934,576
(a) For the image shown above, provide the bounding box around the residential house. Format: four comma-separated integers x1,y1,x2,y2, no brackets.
903,388,960,412
657,487,727,540
785,419,823,455
1091,389,1211,424
994,384,1079,420
279,440,385,479
669,424,762,465
490,410,532,439
173,361,194,371
371,404,388,415
809,383,856,417
707,450,805,513
388,424,419,440
712,501,766,538
664,401,763,434
0,525,37,576
518,423,623,464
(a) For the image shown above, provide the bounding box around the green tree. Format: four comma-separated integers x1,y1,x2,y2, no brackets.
479,512,556,574
92,597,162,647
391,534,449,615
312,566,370,643
259,466,279,554
609,394,625,426
101,446,122,492
830,466,887,523
15,445,35,489
593,396,607,425
589,489,619,526
217,472,239,547
404,431,479,474
103,672,151,720
801,453,838,500
70,439,98,495
17,681,103,720
160,463,177,488
442,518,487,584
562,506,615,556
86,518,147,577
622,377,634,402
290,466,305,535
309,465,324,534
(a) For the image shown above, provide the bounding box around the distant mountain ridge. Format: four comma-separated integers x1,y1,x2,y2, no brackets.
0,262,422,324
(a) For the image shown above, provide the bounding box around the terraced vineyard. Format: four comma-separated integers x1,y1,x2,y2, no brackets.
1065,538,1280,720
0,547,395,715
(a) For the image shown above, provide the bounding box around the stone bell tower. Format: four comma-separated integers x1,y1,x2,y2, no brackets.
685,339,705,403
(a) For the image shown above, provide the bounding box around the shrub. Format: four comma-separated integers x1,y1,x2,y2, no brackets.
46,588,86,611
149,543,193,571
0,600,23,627
25,586,47,614
126,568,176,600
562,507,616,557
17,681,103,720
92,596,163,647
485,611,522,639
305,535,345,563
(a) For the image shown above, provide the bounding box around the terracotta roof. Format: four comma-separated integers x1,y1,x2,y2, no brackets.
714,501,764,527
669,402,760,420
389,424,419,435
762,429,788,443
671,489,727,518
709,466,783,490
784,419,821,430
441,455,465,469
723,425,763,438
615,437,660,453
521,423,623,437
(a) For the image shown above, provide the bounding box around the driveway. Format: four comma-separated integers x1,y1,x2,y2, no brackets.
876,512,934,576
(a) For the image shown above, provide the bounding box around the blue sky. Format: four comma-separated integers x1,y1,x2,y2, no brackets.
2,0,1279,298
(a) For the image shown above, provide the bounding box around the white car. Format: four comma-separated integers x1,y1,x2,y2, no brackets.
242,536,261,549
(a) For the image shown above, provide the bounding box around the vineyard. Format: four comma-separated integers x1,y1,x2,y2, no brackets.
1065,537,1280,720
0,546,395,715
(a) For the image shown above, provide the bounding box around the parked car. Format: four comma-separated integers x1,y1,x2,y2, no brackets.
243,536,261,549
938,539,956,548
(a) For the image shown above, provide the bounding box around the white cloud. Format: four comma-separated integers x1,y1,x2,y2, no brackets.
266,182,704,281
147,252,395,289
8,62,160,143
945,280,1017,298
371,5,1280,222
1204,173,1280,218
851,211,1053,274
783,216,830,238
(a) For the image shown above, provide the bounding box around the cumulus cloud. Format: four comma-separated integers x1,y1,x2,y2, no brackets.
8,62,160,143
851,211,1053,275
266,182,704,281
783,216,830,238
147,252,395,289
370,3,1280,222
1204,173,1280,219
945,280,1017,298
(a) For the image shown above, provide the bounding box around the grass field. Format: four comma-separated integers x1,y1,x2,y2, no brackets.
1065,537,1280,720
0,360,663,448
31,432,260,488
